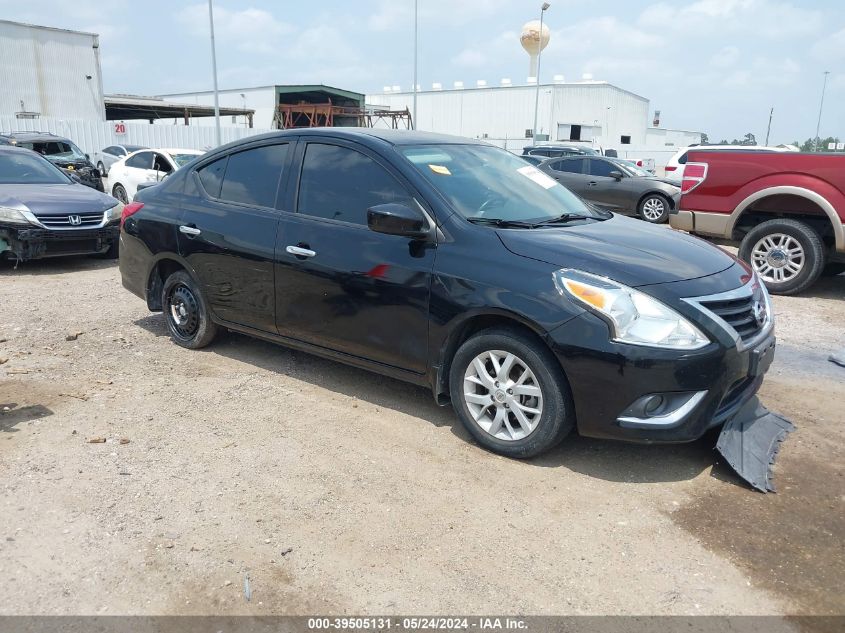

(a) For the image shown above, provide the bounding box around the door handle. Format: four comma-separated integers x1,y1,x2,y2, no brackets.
179,225,201,236
286,245,316,258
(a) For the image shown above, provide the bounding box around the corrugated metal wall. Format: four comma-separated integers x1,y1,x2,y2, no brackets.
0,21,105,121
0,116,273,154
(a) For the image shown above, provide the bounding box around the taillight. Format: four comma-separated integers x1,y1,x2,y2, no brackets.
120,202,144,229
681,162,708,194
635,160,643,167
664,165,677,172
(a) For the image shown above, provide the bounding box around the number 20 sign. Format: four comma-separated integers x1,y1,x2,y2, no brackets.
114,122,127,135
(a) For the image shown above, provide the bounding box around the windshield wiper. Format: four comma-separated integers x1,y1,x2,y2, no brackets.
466,217,542,228
533,213,594,225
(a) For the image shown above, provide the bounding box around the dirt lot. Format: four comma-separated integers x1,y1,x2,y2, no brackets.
1,257,843,616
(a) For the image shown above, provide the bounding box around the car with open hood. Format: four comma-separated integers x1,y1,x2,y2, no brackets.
0,131,104,191
118,129,787,489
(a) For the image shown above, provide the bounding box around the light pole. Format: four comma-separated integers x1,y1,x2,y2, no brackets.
208,0,221,146
814,70,830,152
413,0,418,130
240,93,247,127
532,2,550,143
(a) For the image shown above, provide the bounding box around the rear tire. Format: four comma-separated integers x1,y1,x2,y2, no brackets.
112,183,128,204
638,194,670,223
162,271,218,349
738,219,825,295
449,327,574,458
821,262,845,277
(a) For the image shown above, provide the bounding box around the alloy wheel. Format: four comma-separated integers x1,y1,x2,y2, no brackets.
751,233,805,283
463,350,544,441
642,197,666,221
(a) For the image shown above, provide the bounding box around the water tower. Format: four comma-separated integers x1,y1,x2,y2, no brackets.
520,19,551,79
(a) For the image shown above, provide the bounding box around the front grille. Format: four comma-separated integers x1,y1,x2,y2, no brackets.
689,279,770,347
699,295,763,343
35,212,105,228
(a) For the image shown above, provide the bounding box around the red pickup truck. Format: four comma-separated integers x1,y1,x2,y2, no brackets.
671,150,845,294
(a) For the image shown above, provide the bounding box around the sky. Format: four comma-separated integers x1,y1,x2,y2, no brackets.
2,0,843,144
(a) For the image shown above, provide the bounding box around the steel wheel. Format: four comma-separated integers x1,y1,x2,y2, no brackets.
463,349,544,442
751,233,805,284
167,284,200,340
641,196,666,222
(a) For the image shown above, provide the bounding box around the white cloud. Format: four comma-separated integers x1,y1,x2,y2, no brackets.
453,48,487,68
368,0,512,31
811,27,845,61
710,46,740,68
177,4,293,55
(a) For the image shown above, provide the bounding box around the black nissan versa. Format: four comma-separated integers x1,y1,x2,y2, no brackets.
119,129,778,460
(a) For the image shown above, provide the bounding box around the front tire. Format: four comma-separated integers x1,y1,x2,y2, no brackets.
97,161,107,177
162,271,218,349
638,194,670,223
738,219,825,295
449,327,574,458
112,183,129,204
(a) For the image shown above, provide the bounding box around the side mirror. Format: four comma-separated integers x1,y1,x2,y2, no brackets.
609,170,623,180
367,203,431,239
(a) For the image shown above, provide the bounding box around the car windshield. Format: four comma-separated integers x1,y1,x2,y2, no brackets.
612,160,652,177
401,144,604,223
171,153,201,167
0,151,71,184
18,140,87,161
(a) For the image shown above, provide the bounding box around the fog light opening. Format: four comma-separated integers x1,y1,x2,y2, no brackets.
644,395,665,417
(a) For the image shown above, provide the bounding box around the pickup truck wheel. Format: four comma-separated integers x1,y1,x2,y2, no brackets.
739,219,825,295
638,194,670,223
162,271,218,349
449,327,574,458
822,263,845,277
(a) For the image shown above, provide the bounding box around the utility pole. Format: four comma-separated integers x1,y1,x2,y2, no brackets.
208,0,221,147
765,107,773,146
412,0,418,130
814,71,830,152
532,3,550,143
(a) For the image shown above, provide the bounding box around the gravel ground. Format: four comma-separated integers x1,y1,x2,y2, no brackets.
0,257,843,616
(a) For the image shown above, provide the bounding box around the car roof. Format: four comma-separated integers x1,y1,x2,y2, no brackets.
215,128,487,149
0,131,71,143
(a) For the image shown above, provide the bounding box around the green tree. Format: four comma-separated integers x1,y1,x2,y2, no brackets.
792,136,838,152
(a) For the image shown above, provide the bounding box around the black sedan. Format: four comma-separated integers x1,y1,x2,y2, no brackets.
537,155,680,223
118,129,787,488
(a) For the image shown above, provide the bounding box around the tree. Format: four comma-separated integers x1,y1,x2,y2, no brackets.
700,133,710,145
792,136,838,152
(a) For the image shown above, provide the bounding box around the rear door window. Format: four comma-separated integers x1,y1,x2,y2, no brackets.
197,156,227,199
125,151,153,169
552,158,586,174
297,143,411,225
218,143,288,208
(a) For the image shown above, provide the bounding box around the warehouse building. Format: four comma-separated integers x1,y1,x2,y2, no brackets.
367,78,701,161
0,20,105,121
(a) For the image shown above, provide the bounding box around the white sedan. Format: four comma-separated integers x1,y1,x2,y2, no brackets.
108,148,204,203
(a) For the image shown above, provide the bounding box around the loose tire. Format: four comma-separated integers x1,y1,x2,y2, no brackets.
162,271,218,349
822,262,845,277
638,194,670,224
449,327,574,458
112,183,128,204
738,219,825,295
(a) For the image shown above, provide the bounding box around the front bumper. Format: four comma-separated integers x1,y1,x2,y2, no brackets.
547,310,774,443
0,223,119,260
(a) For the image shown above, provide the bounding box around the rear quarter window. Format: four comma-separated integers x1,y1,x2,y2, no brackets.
197,156,227,199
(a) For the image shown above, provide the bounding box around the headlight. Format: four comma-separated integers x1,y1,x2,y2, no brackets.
553,269,710,350
105,201,124,223
0,206,32,225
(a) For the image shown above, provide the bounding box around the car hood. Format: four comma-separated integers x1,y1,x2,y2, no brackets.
0,183,117,215
496,213,736,287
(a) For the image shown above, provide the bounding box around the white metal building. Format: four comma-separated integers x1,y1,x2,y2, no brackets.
367,80,701,164
0,20,105,121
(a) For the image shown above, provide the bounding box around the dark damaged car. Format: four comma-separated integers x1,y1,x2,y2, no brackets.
0,146,121,261
0,131,104,191
118,129,793,491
